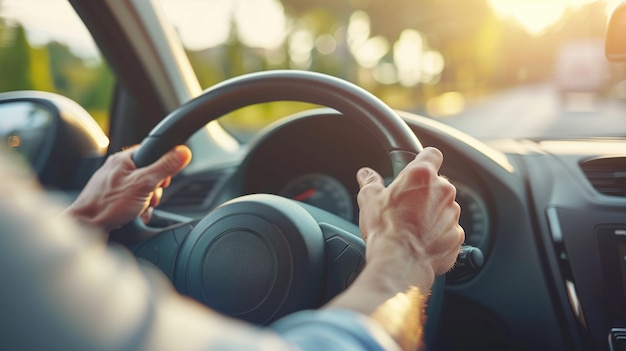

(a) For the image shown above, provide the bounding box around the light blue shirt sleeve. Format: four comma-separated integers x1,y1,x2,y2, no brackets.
271,309,401,351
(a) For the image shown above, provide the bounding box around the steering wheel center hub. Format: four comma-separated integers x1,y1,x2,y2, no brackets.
174,194,326,325
201,228,277,314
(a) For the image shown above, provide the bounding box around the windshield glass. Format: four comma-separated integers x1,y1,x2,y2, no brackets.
159,0,625,142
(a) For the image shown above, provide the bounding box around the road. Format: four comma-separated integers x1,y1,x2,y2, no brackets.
430,83,626,140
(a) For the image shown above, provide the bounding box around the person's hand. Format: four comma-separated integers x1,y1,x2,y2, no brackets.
356,146,464,289
324,147,464,350
63,145,192,232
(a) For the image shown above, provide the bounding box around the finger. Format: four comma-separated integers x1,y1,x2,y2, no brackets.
136,145,192,188
356,167,385,206
115,145,140,163
98,145,139,173
356,167,384,189
159,176,172,189
437,225,466,275
141,207,153,225
120,144,140,152
150,187,163,208
413,147,444,170
391,147,443,185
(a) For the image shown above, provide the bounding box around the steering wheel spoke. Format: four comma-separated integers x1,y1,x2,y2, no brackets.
132,222,196,281
319,223,366,303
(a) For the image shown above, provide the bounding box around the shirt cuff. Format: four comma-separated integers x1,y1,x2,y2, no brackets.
270,309,401,351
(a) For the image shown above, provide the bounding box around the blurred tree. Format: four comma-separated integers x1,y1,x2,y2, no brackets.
282,0,356,19
0,23,33,91
284,0,494,44
80,59,114,132
0,1,112,132
81,59,114,110
47,40,83,95
30,47,55,91
0,0,4,45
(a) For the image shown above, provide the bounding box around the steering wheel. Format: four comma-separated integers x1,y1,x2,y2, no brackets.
123,70,443,345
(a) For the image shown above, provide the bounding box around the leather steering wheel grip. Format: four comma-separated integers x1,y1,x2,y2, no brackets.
132,70,422,170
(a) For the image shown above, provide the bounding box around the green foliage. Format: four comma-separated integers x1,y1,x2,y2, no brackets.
0,24,33,91
46,41,114,113
0,19,113,133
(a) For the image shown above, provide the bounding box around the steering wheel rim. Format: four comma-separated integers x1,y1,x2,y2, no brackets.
131,70,444,347
133,70,421,170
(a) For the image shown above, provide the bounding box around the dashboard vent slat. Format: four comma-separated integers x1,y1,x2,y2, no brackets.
580,157,626,197
165,180,218,206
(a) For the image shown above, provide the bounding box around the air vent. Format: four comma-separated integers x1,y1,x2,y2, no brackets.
580,157,626,197
165,180,218,206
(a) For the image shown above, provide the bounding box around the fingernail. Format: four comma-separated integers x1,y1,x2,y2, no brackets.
173,145,192,164
357,168,370,183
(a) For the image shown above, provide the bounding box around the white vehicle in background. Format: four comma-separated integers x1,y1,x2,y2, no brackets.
554,38,611,97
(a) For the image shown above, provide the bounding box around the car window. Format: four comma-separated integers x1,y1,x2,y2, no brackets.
157,0,626,142
0,0,114,134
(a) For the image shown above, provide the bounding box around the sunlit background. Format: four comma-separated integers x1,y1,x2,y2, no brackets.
1,0,625,139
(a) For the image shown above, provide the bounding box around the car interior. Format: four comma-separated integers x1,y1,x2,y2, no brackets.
1,0,626,350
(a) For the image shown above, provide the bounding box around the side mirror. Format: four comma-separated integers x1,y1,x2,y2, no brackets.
606,2,626,62
0,91,109,190
0,100,56,171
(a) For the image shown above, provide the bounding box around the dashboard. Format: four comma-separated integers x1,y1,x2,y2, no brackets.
240,110,495,260
241,110,390,224
158,108,626,351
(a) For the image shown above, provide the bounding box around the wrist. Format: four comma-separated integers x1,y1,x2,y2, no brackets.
325,258,432,350
363,255,435,294
62,201,105,232
364,233,436,292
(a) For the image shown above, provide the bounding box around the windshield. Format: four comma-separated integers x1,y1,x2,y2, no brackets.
157,0,626,142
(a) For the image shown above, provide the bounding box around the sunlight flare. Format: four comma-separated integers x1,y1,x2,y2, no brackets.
488,0,599,35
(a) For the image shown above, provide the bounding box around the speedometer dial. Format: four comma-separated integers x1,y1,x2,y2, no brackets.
453,180,491,251
280,173,355,222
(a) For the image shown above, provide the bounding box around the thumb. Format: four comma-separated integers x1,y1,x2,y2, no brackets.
356,167,384,211
356,167,384,189
138,145,192,184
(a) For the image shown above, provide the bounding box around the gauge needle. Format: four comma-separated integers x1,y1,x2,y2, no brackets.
293,188,317,201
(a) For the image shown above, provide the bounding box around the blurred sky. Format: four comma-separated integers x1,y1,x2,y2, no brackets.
1,0,99,57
